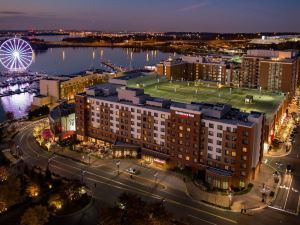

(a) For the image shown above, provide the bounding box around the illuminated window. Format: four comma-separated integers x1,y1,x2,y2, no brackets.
242,147,247,152
185,156,190,161
179,126,183,130
232,152,236,157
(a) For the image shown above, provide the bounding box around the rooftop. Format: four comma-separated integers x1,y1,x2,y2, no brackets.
127,76,285,122
84,83,263,126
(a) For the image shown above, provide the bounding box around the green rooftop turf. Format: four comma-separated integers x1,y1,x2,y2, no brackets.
127,75,285,121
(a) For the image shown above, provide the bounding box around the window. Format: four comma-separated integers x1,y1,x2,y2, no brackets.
179,126,183,130
243,130,249,137
185,156,190,161
242,139,249,145
208,131,213,136
208,153,213,159
222,181,228,190
217,125,223,130
242,155,247,160
217,140,222,145
208,146,213,151
225,165,229,170
240,181,245,188
208,138,213,143
216,148,222,153
161,114,165,119
226,127,231,132
242,147,247,153
179,133,183,138
232,152,236,157
186,127,191,132
209,123,214,128
216,156,221,161
178,154,182,159
217,133,222,138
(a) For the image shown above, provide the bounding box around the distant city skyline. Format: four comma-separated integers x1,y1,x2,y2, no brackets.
0,0,300,32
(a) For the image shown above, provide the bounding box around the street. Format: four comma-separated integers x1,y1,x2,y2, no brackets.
266,124,300,215
12,122,300,225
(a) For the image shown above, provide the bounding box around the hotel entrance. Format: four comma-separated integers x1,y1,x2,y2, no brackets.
112,142,139,158
141,155,167,166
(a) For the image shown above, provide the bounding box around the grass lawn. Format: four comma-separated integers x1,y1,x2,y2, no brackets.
127,76,285,121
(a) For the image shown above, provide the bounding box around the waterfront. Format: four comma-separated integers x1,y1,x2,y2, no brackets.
0,47,176,122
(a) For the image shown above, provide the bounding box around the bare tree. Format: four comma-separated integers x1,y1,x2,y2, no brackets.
20,205,49,225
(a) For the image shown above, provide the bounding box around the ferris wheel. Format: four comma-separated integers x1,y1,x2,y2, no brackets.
0,37,33,72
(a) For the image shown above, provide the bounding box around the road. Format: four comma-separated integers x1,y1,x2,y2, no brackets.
13,122,300,225
266,125,300,215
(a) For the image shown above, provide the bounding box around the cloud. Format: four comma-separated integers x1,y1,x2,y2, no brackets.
0,11,26,15
177,2,208,12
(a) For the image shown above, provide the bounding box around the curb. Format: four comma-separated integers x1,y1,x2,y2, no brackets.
54,197,94,218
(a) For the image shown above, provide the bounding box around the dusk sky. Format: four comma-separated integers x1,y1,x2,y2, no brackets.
0,0,299,32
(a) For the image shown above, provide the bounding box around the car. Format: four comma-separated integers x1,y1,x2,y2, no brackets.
286,164,292,173
126,168,139,175
275,162,284,167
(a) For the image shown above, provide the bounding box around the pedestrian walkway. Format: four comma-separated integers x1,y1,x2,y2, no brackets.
50,146,104,167
185,163,279,213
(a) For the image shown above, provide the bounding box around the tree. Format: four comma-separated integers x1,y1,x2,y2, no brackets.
99,192,175,225
0,166,9,182
20,205,49,225
26,182,40,198
0,176,22,210
5,111,15,121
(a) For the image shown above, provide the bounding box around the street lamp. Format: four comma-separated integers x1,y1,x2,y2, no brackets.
228,188,233,207
116,160,120,175
154,171,158,183
81,170,86,184
47,156,55,170
260,183,269,203
273,171,280,184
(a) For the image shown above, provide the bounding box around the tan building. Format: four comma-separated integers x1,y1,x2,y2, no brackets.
32,71,110,107
241,50,299,93
75,83,265,189
156,55,233,85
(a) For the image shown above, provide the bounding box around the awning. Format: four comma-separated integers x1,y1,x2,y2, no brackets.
62,131,75,139
113,141,140,149
141,148,170,161
206,167,233,177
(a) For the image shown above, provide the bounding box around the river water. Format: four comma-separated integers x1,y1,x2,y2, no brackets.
0,46,176,122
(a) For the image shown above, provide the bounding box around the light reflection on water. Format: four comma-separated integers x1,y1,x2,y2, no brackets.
0,47,175,122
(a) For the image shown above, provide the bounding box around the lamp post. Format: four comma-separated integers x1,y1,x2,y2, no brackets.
116,160,120,175
154,171,158,184
81,170,86,184
228,188,233,207
47,156,55,170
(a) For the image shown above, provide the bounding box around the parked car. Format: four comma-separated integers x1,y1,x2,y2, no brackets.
286,164,292,173
126,168,139,175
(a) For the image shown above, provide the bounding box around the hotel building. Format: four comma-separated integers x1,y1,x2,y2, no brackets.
75,82,265,189
156,55,240,86
241,49,299,93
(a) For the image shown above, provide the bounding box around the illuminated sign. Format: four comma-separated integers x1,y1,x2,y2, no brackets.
175,111,194,118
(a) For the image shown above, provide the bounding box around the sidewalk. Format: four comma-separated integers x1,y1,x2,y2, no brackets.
230,164,276,212
50,146,104,167
266,141,292,157
185,163,278,213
